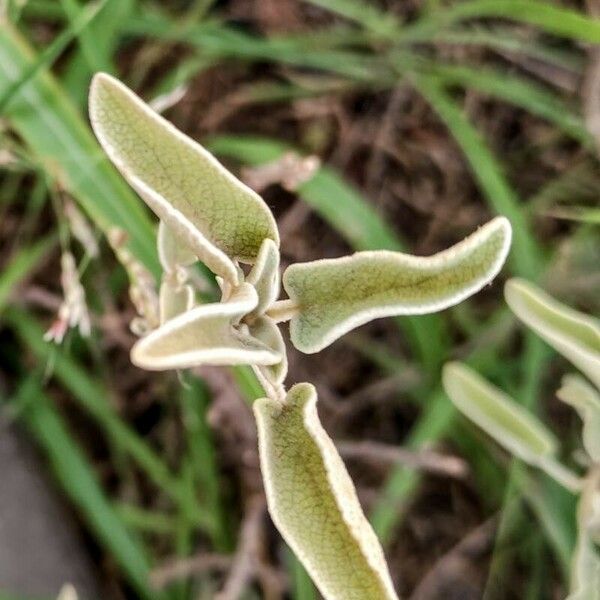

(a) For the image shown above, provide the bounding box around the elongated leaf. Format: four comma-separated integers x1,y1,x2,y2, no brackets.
505,278,600,390
557,374,600,462
442,362,557,465
89,73,279,283
246,238,280,317
284,216,511,353
131,283,280,370
569,470,600,600
254,383,398,600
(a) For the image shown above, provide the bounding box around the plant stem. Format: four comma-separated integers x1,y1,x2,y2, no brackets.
266,298,299,323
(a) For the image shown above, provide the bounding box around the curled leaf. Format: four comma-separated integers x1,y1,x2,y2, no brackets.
246,238,280,317
131,283,280,370
443,362,557,466
89,73,279,283
283,217,511,353
558,374,600,462
505,278,600,390
254,383,398,600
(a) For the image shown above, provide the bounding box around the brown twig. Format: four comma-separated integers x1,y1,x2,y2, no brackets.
150,553,232,590
337,440,469,479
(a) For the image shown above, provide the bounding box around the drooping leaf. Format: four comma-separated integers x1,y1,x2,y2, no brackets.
254,383,398,600
131,283,280,370
442,362,557,466
247,315,288,385
246,237,280,317
89,72,279,283
284,216,511,353
157,221,196,272
505,278,600,390
557,374,600,462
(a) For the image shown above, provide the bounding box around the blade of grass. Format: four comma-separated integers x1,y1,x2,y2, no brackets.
419,62,591,146
6,307,214,534
0,22,159,275
399,0,600,44
412,74,543,278
0,0,107,113
7,376,160,600
0,235,56,314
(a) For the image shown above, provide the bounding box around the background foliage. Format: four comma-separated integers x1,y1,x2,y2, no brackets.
0,0,599,598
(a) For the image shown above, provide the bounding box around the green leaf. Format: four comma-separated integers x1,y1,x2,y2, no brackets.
442,362,557,465
89,72,279,283
157,221,196,272
158,279,194,324
254,383,398,600
569,470,600,600
557,374,600,462
283,216,511,353
505,278,600,390
246,237,280,317
131,283,281,370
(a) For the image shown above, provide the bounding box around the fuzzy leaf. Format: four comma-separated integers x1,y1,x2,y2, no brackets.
246,238,280,316
89,73,279,283
443,362,557,465
157,221,196,272
254,383,398,600
131,283,280,370
248,315,288,384
284,216,511,353
569,470,600,600
558,374,600,462
505,278,600,390
159,279,194,324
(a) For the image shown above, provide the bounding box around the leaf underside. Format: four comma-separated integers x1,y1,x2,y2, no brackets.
284,216,511,353
254,383,398,600
505,278,600,390
89,73,279,282
443,362,557,464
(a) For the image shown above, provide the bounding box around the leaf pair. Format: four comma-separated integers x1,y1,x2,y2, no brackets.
90,72,513,368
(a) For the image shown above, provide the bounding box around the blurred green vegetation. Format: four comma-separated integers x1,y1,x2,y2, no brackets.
0,0,599,598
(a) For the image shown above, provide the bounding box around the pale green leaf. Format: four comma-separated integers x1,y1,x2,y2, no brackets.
569,470,600,600
248,315,288,385
131,283,280,370
89,72,279,283
505,278,600,390
159,279,194,324
557,374,600,462
284,216,511,353
157,221,196,272
254,383,398,600
442,362,557,465
246,237,280,317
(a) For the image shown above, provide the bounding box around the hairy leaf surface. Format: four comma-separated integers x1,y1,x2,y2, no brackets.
157,221,196,272
131,283,280,370
159,280,194,324
247,316,288,384
505,278,600,390
443,362,557,465
284,217,511,353
89,73,279,283
254,383,398,600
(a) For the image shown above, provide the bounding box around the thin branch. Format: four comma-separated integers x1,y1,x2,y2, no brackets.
337,440,469,479
150,553,232,590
